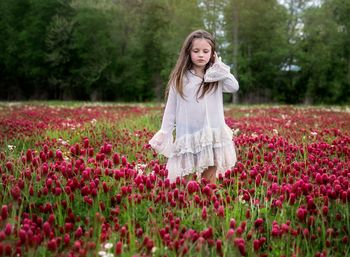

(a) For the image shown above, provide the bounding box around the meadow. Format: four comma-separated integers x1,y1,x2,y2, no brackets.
0,102,349,257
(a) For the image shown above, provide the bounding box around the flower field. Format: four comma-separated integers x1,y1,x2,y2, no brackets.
0,102,350,257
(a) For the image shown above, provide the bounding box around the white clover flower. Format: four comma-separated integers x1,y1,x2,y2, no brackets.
8,145,16,151
136,164,147,174
152,246,158,253
58,138,69,146
104,243,113,250
273,129,278,135
232,128,240,136
311,131,317,136
238,195,246,204
98,250,107,256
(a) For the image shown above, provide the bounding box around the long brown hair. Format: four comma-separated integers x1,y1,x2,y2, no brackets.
166,30,218,100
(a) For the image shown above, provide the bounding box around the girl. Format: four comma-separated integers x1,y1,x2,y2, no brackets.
149,29,239,184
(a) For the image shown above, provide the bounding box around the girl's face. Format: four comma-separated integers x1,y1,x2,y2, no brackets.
190,38,212,70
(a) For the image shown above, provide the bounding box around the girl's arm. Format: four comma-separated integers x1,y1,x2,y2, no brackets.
149,85,176,158
204,57,239,93
160,85,176,133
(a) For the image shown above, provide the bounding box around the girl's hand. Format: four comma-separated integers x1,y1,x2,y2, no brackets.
213,51,221,63
204,51,231,83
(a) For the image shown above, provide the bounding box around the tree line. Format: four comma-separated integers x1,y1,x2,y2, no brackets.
0,0,349,104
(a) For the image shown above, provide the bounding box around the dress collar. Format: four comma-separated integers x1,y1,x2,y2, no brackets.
188,69,204,80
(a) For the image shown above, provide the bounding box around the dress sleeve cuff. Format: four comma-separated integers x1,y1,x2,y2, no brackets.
204,58,231,82
149,130,175,158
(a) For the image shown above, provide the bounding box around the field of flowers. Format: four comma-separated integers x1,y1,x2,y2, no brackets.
0,102,349,257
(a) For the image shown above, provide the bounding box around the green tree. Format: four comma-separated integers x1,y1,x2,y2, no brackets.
2,0,348,103
199,0,228,53
113,0,203,101
224,0,289,103
299,0,350,104
274,0,311,103
0,0,69,99
69,4,117,99
45,11,75,99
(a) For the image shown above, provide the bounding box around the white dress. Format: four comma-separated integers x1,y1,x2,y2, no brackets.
149,59,239,182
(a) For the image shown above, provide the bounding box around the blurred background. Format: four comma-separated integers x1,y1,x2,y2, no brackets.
0,0,349,104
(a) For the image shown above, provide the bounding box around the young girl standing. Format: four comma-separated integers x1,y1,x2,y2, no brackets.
149,30,239,184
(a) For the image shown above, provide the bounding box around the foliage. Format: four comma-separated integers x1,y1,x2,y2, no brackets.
224,0,289,103
0,0,349,103
298,0,350,104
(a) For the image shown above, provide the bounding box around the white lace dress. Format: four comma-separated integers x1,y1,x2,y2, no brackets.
149,59,239,182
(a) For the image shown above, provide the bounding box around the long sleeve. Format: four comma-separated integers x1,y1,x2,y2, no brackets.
160,85,176,133
204,58,239,93
149,85,176,158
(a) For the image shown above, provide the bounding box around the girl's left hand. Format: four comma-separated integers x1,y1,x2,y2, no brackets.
213,51,221,63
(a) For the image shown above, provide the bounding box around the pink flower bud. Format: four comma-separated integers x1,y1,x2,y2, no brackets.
73,240,81,252
83,138,89,148
5,162,13,172
230,218,236,229
201,206,207,220
10,186,21,200
1,205,8,220
254,218,264,228
121,156,127,166
4,224,12,236
55,150,63,160
216,239,223,254
253,239,260,251
115,241,123,255
64,234,70,245
227,228,235,239
296,207,307,221
43,222,51,237
47,238,57,251
74,227,83,239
